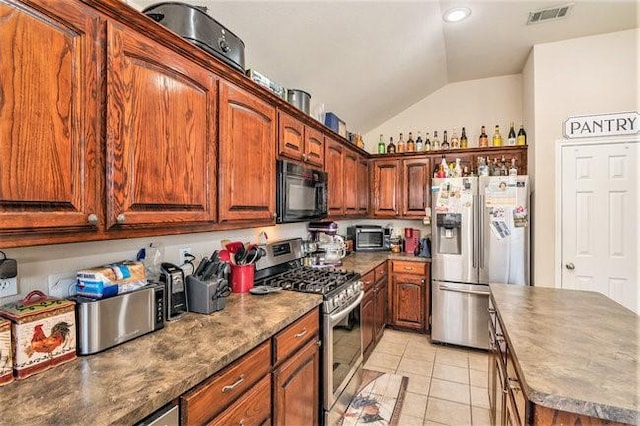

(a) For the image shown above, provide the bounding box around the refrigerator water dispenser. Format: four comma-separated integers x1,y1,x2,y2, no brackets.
435,213,462,255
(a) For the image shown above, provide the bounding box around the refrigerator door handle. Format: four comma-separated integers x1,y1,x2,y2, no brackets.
479,194,485,268
439,284,490,296
472,194,478,268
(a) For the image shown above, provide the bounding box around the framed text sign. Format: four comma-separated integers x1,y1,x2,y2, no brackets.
564,111,639,139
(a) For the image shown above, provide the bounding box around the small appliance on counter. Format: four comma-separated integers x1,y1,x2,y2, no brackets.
306,221,346,266
143,2,245,72
347,225,391,251
74,284,165,356
404,228,421,255
159,262,187,320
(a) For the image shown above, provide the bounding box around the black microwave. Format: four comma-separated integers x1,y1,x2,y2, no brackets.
276,160,328,223
347,225,391,251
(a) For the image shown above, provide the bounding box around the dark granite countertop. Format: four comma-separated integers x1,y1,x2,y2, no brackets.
490,284,639,424
341,252,430,275
0,291,322,426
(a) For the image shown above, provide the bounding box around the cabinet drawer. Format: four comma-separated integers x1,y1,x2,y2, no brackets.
274,308,319,365
181,340,271,425
374,262,387,281
362,271,375,293
392,261,426,275
207,374,271,426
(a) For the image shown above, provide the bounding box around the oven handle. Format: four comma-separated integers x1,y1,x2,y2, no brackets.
329,291,364,327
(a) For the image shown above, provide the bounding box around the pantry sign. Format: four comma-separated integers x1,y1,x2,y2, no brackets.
564,111,639,139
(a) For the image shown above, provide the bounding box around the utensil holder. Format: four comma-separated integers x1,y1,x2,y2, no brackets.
231,264,255,293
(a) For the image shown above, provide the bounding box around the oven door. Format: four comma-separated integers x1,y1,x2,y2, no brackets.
323,291,364,412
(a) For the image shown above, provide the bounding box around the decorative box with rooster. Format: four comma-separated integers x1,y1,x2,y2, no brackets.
0,318,12,385
0,291,76,380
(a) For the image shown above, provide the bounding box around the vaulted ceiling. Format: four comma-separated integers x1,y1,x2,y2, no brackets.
132,0,638,134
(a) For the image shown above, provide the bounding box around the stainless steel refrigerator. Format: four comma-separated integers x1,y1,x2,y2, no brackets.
431,176,530,349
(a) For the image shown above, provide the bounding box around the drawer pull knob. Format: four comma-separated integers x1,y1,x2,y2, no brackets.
116,213,126,224
221,375,245,393
87,213,98,225
294,328,308,339
404,267,413,271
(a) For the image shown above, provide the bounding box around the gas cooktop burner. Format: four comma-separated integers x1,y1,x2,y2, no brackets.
262,267,360,295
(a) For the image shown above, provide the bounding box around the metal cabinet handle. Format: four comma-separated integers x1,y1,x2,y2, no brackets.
404,267,414,271
273,212,277,219
87,214,98,225
116,214,126,224
294,328,308,339
221,374,245,393
303,153,308,161
565,263,575,270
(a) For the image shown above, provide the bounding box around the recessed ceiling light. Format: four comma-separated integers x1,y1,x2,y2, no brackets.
443,7,471,23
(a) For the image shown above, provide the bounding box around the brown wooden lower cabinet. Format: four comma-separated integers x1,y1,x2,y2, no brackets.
388,261,430,333
208,375,271,426
362,262,388,361
180,308,320,426
273,337,320,426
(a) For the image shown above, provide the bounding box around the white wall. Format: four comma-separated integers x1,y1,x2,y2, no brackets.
363,75,524,154
0,218,427,305
525,28,639,287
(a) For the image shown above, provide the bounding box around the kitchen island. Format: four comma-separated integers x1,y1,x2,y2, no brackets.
489,284,639,425
0,291,322,425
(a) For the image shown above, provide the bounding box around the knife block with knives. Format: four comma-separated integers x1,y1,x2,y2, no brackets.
187,251,231,314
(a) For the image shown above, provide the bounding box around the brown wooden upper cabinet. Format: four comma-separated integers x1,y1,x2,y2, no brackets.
106,21,217,229
0,0,101,234
357,156,369,215
218,80,276,224
277,111,324,169
343,149,358,215
325,138,344,216
401,157,431,218
371,159,401,217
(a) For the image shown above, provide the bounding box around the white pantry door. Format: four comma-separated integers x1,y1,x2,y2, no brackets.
561,140,639,313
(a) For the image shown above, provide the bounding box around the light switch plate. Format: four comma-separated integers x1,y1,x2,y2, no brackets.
0,277,18,297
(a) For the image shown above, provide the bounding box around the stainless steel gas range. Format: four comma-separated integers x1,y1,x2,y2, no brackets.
254,238,364,421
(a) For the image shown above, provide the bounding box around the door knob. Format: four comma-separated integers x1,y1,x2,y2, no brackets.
565,263,575,270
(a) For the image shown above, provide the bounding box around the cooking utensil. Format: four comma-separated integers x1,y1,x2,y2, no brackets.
218,250,231,262
234,245,246,264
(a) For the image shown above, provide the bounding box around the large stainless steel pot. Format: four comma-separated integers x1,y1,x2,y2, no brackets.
287,89,311,114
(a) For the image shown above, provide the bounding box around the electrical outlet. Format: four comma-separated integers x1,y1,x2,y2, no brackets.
0,277,18,297
179,247,192,265
48,273,77,299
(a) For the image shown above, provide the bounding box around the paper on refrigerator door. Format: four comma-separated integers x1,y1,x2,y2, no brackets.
485,180,517,207
489,207,511,240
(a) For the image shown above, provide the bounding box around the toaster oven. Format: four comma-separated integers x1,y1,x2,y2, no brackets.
347,225,391,251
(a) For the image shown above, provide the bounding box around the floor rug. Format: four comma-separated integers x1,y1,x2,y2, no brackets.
339,369,409,426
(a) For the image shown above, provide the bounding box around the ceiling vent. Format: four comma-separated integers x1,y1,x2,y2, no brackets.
527,4,573,25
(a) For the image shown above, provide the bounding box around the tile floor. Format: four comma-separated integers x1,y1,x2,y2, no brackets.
363,329,491,426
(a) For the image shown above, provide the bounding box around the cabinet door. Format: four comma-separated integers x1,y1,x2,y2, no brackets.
278,111,304,162
0,0,100,233
343,149,358,215
361,290,376,361
357,157,369,215
391,274,425,330
106,22,216,228
402,157,431,217
304,126,324,169
273,338,320,426
325,138,344,216
372,159,400,217
207,375,271,426
374,278,387,340
219,81,276,223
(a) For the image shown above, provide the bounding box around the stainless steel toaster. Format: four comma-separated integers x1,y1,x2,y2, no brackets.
75,284,165,355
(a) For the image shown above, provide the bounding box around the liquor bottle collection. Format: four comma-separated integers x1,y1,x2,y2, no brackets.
433,154,520,178
376,123,526,155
